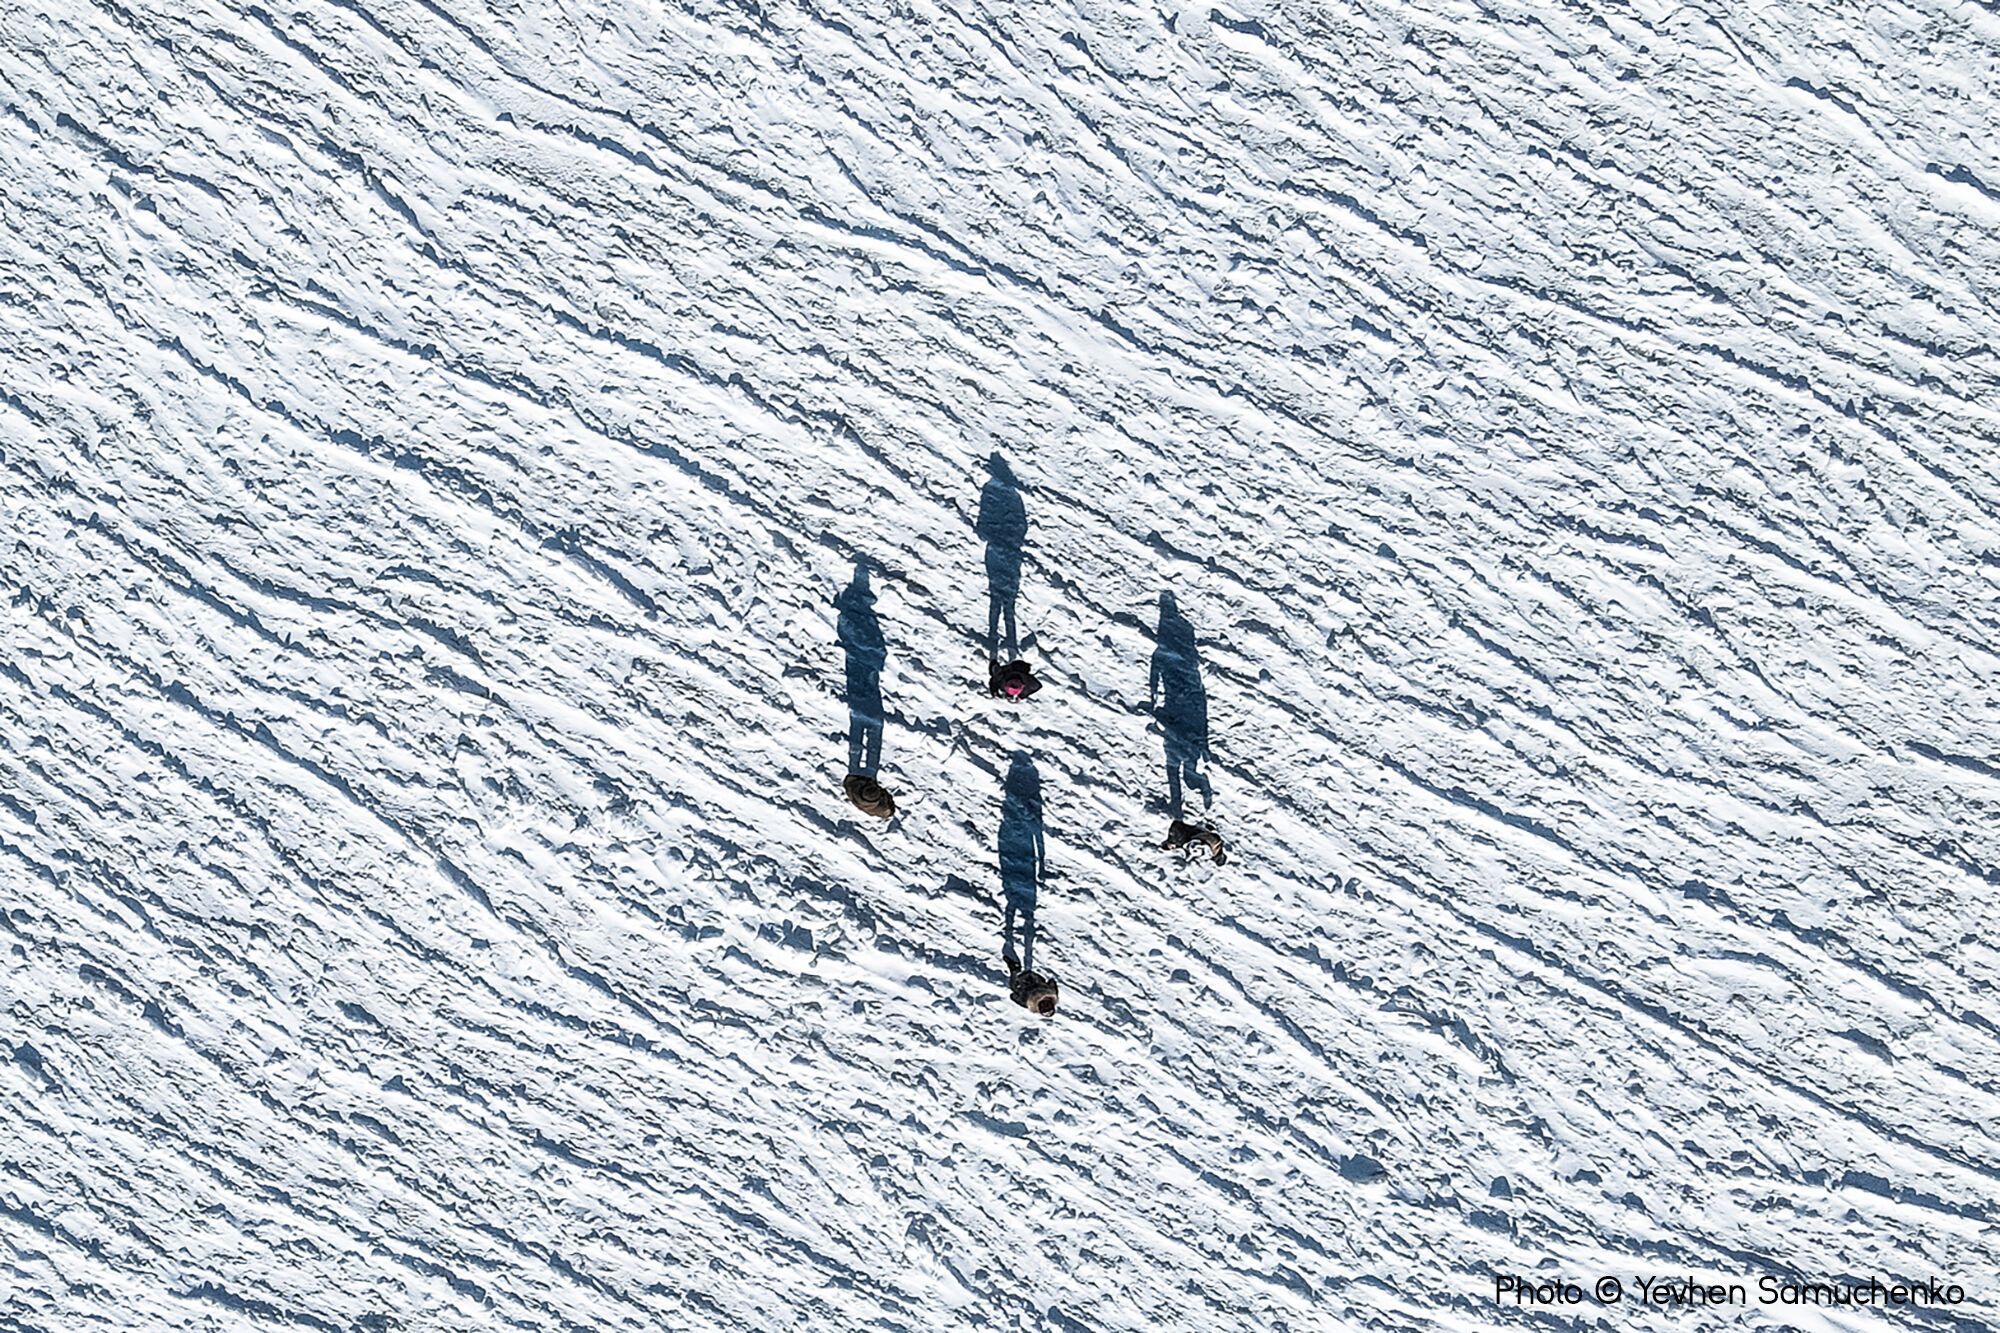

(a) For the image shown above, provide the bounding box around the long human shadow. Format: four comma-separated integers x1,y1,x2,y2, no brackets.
1150,591,1213,817
835,563,885,777
997,752,1045,972
976,452,1027,662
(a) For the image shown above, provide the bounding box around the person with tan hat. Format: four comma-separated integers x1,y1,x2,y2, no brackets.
1161,818,1226,864
843,772,896,819
1006,955,1059,1016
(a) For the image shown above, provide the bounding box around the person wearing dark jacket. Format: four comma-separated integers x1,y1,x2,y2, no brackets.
843,772,896,819
1162,818,1226,864
989,659,1042,700
1006,954,1059,1015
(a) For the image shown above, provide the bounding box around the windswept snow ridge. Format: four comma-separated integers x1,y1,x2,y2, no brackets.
3,0,1999,1328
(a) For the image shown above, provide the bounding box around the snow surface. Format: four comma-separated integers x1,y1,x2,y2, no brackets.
4,0,2000,1328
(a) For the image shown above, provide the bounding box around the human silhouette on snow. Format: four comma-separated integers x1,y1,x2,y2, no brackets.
1150,592,1212,816
998,752,1057,1013
976,452,1027,662
836,563,894,818
836,564,885,778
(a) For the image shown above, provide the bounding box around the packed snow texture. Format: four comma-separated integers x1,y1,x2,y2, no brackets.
3,0,2000,1328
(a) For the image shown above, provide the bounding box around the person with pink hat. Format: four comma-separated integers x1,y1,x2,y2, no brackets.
988,658,1043,700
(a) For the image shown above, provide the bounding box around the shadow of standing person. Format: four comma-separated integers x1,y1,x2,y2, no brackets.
976,452,1027,663
836,564,885,776
1150,592,1213,817
836,564,894,818
998,752,1057,1014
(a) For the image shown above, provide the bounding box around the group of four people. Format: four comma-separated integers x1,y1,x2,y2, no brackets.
836,456,1225,1017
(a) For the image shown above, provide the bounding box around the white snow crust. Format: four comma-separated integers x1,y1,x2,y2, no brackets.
2,0,1999,1328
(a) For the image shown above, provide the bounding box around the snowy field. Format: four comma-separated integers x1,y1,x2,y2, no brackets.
4,0,2000,1328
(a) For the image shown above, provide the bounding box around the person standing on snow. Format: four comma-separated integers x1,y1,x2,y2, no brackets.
1006,955,1059,1016
1161,818,1226,865
988,658,1043,700
842,773,896,819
